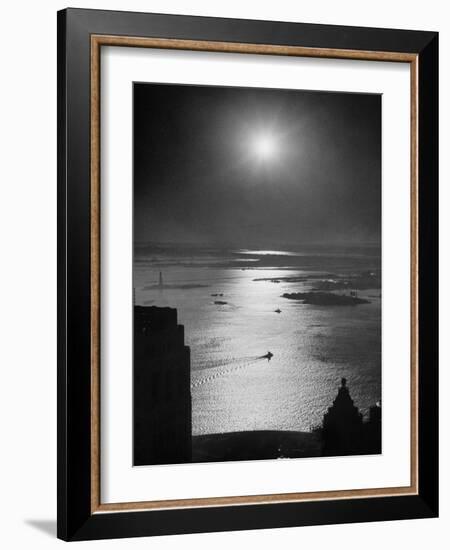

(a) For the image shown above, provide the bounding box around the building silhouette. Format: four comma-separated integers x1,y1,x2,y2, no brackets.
322,378,381,456
364,401,382,454
133,305,192,465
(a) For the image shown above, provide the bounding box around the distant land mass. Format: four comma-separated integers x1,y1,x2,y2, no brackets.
282,292,370,306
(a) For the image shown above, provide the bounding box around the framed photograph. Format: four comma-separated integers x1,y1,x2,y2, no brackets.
57,8,438,541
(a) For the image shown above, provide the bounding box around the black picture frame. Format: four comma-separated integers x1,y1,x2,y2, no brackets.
57,7,438,541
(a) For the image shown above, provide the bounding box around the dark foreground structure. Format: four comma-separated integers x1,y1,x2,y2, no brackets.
133,306,192,465
192,430,322,462
322,378,381,456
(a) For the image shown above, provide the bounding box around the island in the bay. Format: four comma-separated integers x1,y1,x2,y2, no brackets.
282,291,370,306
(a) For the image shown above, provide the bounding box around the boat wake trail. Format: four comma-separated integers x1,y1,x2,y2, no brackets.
190,356,266,389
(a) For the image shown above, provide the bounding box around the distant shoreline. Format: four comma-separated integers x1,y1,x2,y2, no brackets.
282,291,370,306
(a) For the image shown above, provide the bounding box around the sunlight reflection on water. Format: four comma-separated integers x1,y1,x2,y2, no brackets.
135,263,381,436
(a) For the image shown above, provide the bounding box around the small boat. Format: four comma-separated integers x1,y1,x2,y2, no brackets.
262,351,273,361
274,308,282,313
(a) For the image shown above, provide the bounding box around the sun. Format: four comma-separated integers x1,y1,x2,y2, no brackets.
252,132,278,161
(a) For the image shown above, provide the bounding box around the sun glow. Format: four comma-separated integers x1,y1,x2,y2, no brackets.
252,132,278,161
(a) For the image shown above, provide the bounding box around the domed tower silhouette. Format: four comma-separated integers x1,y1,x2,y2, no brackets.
322,378,364,456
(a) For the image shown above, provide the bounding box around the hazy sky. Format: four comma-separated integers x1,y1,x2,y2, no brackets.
134,83,381,248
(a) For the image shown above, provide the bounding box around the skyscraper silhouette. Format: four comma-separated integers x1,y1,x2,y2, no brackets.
133,306,192,465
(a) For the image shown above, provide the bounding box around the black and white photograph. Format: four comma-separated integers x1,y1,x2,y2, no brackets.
0,0,444,545
133,82,382,466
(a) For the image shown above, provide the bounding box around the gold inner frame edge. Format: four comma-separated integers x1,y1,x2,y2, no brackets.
90,34,419,514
